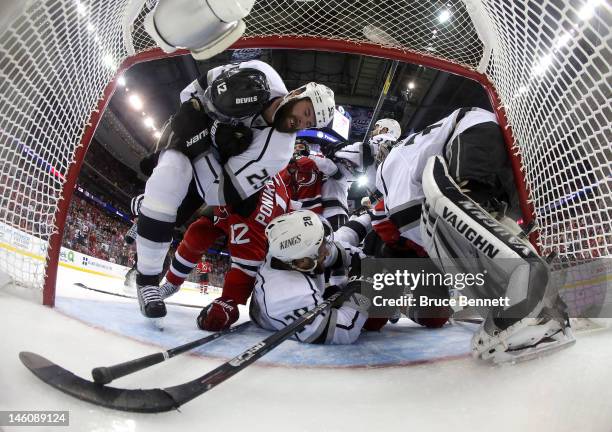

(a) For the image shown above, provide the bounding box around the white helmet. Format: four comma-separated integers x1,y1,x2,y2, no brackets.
374,118,401,140
266,210,327,272
275,82,335,129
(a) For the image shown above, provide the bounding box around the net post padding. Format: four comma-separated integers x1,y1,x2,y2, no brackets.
42,38,536,306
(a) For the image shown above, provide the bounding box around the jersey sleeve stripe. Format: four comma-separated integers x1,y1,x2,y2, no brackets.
343,220,368,241
231,256,264,266
389,204,422,233
233,128,274,176
174,252,197,268
336,309,361,330
322,199,348,213
231,262,258,277
169,263,191,279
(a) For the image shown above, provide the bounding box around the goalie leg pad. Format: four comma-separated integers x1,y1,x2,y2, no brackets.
421,156,551,328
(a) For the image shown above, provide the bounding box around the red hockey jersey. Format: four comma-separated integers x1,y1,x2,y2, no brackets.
279,156,323,214
214,174,291,279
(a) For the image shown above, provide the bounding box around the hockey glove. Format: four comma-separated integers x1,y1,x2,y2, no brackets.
322,141,348,159
165,98,213,159
171,98,210,139
197,297,239,331
214,122,253,164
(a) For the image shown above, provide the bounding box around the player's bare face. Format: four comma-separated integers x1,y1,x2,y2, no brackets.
275,99,316,133
291,242,329,274
371,125,388,137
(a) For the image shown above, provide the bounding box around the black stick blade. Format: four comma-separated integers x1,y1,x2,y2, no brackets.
19,352,179,413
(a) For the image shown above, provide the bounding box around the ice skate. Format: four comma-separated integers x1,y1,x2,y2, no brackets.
136,284,167,319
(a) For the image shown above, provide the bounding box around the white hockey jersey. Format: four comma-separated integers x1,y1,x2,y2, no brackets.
250,212,371,344
180,59,288,128
250,258,368,344
321,133,394,218
191,127,295,205
375,107,498,246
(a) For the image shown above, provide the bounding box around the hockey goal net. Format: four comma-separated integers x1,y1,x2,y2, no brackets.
0,0,609,309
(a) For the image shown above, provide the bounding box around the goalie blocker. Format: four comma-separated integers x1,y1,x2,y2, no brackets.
421,156,574,363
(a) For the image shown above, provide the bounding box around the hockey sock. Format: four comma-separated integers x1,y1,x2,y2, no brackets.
166,217,224,286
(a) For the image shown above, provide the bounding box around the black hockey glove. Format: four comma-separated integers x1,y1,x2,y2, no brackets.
171,98,211,140
214,122,253,164
322,285,342,300
322,141,349,159
163,98,213,160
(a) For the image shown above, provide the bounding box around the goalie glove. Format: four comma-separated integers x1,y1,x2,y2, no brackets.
197,297,239,331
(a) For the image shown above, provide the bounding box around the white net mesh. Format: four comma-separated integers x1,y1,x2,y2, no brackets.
0,0,610,306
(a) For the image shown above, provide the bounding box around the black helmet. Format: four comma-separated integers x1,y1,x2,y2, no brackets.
207,67,270,120
293,138,311,157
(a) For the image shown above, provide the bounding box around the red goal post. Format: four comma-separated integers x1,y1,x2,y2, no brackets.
0,0,609,307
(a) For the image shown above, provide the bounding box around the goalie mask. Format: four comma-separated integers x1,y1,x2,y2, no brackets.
203,67,270,123
274,82,335,129
266,210,333,273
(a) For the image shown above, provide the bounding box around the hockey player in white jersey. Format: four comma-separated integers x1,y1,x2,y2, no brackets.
321,118,401,229
421,156,574,363
250,210,372,344
374,107,574,362
135,60,335,319
373,108,514,251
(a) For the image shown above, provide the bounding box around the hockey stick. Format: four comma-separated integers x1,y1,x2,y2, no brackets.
19,280,363,413
91,321,251,384
73,282,202,309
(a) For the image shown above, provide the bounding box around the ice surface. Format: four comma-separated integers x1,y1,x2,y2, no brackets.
1,265,612,432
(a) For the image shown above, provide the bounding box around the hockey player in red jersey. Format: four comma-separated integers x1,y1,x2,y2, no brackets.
280,140,327,214
196,259,211,294
160,174,292,330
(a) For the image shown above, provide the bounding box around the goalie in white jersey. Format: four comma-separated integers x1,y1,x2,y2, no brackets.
250,210,372,344
135,59,336,319
374,107,574,363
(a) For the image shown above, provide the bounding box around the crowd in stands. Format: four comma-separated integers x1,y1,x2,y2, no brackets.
62,196,135,266
79,139,145,214
541,200,611,263
60,196,231,286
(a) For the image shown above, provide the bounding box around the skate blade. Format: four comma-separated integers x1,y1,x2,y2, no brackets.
145,317,165,331
492,337,576,365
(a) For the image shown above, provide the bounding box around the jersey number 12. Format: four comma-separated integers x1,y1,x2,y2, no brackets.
230,223,250,245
